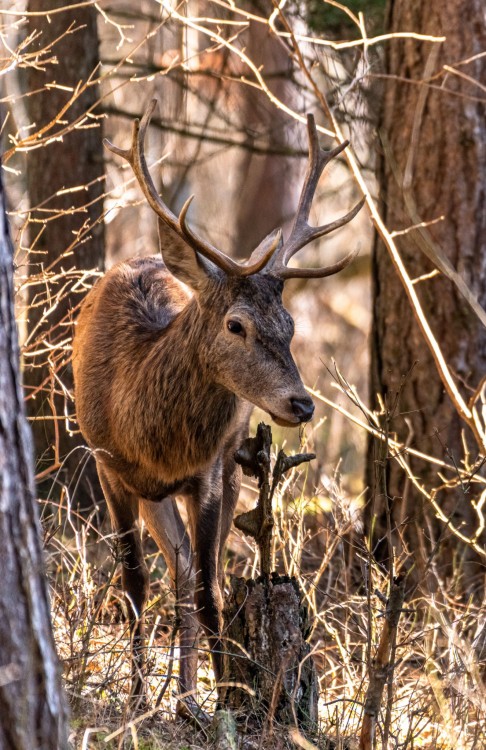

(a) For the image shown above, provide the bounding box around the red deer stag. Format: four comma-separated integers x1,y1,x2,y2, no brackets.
72,100,363,715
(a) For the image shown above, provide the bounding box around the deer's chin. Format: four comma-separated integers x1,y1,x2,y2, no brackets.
270,413,300,428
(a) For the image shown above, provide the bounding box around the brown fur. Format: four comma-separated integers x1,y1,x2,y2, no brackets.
73,102,364,712
72,252,314,707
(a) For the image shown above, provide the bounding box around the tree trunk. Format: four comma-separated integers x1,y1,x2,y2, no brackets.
0,165,67,748
24,0,105,506
231,10,297,258
367,0,486,587
222,574,318,732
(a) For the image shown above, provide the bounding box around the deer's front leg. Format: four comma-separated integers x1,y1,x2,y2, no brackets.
188,472,225,685
98,464,149,707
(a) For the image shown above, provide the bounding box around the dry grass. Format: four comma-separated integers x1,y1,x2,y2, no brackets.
40,443,486,750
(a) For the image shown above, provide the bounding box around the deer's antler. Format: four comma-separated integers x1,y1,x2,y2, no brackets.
266,114,365,280
104,100,281,277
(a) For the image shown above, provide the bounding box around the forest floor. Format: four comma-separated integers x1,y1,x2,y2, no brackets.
46,455,486,750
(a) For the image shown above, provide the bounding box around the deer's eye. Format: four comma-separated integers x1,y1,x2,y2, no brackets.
227,320,245,336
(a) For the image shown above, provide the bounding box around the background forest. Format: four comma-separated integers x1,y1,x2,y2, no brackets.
0,1,485,749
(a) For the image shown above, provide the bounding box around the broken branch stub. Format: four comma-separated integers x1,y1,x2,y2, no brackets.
224,423,318,732
234,422,315,577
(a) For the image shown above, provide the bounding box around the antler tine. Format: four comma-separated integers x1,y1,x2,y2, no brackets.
292,117,348,235
104,100,181,237
270,114,364,279
278,244,360,280
178,197,282,275
278,198,365,280
104,100,279,278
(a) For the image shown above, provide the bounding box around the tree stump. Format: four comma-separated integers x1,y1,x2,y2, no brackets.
221,423,318,731
222,573,318,730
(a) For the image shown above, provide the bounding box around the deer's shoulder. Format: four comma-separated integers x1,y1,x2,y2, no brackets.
89,256,192,334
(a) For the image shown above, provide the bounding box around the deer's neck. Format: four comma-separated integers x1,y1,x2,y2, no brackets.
142,298,239,480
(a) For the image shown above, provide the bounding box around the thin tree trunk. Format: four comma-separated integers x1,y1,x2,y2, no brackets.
367,0,486,587
25,0,105,506
0,165,67,749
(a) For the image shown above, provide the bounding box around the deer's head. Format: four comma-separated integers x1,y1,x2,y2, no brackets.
105,101,364,427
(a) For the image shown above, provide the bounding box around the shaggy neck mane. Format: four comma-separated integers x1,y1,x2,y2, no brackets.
140,296,239,478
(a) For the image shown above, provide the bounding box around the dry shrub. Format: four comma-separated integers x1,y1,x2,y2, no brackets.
36,425,486,748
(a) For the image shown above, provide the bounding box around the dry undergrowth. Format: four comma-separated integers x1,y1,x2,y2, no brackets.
42,450,486,750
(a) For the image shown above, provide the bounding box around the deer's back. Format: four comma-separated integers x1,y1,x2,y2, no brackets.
72,256,192,487
73,255,189,373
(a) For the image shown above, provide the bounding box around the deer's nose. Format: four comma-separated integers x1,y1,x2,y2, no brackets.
290,396,315,423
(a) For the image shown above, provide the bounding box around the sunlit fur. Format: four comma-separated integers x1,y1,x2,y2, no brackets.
73,256,309,499
72,254,313,702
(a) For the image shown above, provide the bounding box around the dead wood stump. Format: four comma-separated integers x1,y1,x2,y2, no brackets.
221,423,318,731
222,573,318,730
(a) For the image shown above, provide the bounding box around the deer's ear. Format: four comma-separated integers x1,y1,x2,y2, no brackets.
158,219,218,291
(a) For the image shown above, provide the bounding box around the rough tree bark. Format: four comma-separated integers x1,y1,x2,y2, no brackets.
0,164,67,748
25,0,105,505
367,0,486,585
222,425,318,734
